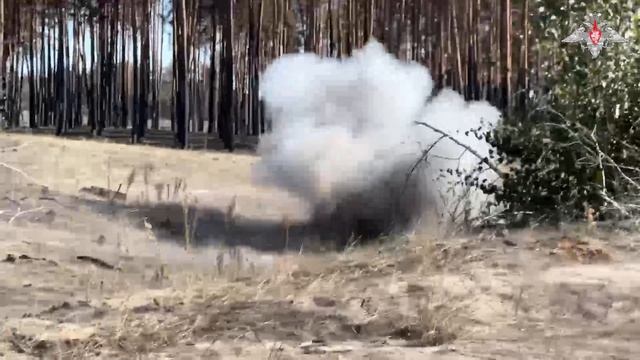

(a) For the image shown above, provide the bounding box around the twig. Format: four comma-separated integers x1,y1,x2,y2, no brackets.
406,135,447,181
0,142,31,152
599,191,630,217
590,125,607,193
414,121,501,174
76,255,118,270
537,105,640,215
109,184,123,202
398,135,447,208
8,207,46,224
543,118,640,191
0,162,47,187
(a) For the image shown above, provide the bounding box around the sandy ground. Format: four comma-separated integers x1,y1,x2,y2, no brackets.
0,132,639,359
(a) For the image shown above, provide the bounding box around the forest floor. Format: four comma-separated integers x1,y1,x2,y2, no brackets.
0,132,639,359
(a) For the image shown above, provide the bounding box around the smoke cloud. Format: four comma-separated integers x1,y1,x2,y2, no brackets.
254,40,501,240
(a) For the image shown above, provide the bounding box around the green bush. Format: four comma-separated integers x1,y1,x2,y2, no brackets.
488,1,640,225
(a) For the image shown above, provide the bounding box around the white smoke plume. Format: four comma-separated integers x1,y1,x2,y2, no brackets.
254,40,501,239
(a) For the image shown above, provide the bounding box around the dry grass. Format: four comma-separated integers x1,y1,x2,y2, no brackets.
1,133,639,359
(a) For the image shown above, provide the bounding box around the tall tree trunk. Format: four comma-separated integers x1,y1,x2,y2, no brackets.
500,0,511,110
0,0,5,128
88,16,97,133
64,10,73,131
518,0,529,111
132,1,140,142
249,0,263,136
208,10,217,134
55,9,65,136
120,1,128,128
174,0,189,148
28,9,36,128
451,1,463,92
219,0,234,151
138,0,150,140
328,0,334,57
73,10,83,127
151,0,160,130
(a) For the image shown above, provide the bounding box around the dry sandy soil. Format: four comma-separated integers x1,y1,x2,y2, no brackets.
0,132,639,359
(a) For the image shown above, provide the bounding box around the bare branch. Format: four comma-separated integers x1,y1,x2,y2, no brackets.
0,162,48,188
405,135,446,183
536,105,640,216
591,125,607,193
414,121,501,175
8,207,46,225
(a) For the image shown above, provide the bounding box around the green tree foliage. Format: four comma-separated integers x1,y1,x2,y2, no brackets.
489,0,640,224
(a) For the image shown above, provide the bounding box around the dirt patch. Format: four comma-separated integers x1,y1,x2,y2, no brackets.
1,133,640,359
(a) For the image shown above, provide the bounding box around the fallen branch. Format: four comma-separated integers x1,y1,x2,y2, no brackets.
0,142,31,152
414,121,501,175
8,207,46,224
80,186,126,202
76,255,119,270
0,162,47,188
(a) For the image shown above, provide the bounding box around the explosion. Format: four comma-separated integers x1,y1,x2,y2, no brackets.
254,40,501,242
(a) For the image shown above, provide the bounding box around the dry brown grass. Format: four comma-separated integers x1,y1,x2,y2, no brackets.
2,133,639,359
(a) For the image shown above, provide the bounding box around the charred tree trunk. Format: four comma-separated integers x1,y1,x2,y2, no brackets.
120,1,128,128
173,0,189,148
55,9,64,136
219,0,234,151
248,0,263,136
73,10,83,127
138,0,150,140
87,15,97,133
132,1,140,142
28,9,36,128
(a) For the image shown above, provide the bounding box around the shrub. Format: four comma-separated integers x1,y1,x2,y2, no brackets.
488,1,640,225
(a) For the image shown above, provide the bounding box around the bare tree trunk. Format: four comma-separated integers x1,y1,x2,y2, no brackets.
55,8,64,136
64,9,73,131
518,0,529,111
151,0,160,130
500,0,511,110
219,0,234,151
87,15,97,133
120,1,128,128
73,9,83,127
138,0,150,140
131,1,139,142
0,0,5,128
328,0,335,57
249,0,263,136
173,0,189,148
291,0,305,52
28,8,36,128
451,1,463,92
208,9,217,134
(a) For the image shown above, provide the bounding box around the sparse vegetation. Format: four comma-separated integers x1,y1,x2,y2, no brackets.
486,0,640,225
0,0,639,358
1,134,640,358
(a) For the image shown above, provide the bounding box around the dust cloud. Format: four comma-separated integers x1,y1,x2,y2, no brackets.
253,40,501,239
